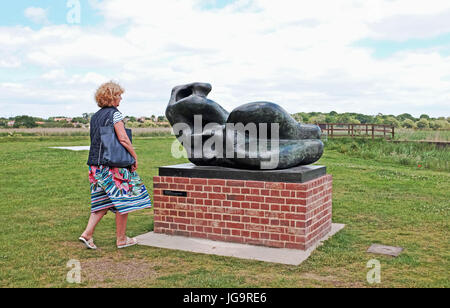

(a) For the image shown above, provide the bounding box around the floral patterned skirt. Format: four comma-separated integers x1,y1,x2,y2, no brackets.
89,165,152,214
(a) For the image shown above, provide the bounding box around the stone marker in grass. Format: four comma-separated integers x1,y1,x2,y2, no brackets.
367,244,403,257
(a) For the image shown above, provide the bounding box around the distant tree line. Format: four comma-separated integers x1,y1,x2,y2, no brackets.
1,112,448,130
0,114,170,129
292,112,450,130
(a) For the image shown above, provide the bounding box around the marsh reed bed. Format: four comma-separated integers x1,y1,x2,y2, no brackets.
394,128,450,142
324,138,449,172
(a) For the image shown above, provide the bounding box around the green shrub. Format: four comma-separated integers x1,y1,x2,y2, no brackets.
417,119,430,129
402,119,416,129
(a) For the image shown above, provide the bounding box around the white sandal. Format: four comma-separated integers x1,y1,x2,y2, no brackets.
117,237,138,249
79,236,97,250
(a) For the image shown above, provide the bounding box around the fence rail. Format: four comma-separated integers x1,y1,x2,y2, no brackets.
318,123,395,140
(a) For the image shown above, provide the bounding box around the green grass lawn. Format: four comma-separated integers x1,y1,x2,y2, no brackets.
0,136,448,288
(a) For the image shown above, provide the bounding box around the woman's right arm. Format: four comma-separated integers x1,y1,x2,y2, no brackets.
114,121,138,171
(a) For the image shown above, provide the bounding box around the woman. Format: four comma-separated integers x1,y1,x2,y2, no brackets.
79,81,152,250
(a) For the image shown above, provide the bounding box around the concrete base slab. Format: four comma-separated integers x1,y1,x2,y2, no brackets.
49,146,90,151
136,223,345,265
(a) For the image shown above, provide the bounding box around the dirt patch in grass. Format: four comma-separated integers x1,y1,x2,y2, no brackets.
301,272,366,288
301,273,339,283
81,257,159,286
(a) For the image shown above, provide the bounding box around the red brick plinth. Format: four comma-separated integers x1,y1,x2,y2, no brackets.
152,175,332,250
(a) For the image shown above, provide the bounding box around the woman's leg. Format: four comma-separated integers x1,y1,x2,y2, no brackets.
115,213,129,246
81,209,108,240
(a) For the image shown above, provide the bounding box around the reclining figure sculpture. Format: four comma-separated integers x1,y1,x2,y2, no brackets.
165,82,324,170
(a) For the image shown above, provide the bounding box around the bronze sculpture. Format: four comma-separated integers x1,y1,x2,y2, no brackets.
166,82,323,170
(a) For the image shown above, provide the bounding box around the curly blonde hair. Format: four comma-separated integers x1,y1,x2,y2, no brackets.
95,81,125,108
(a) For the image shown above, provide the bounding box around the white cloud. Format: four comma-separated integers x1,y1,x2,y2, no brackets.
42,69,66,80
24,7,50,25
69,72,109,85
1,0,449,118
0,58,21,68
1,82,24,89
368,9,450,41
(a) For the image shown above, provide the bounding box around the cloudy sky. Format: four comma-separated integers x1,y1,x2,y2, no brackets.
1,0,450,118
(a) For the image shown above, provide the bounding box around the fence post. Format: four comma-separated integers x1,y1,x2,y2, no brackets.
372,125,375,140
392,126,395,140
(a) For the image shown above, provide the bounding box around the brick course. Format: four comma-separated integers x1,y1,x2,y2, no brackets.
153,174,332,250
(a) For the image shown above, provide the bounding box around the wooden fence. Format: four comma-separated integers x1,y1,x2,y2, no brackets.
318,123,395,140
